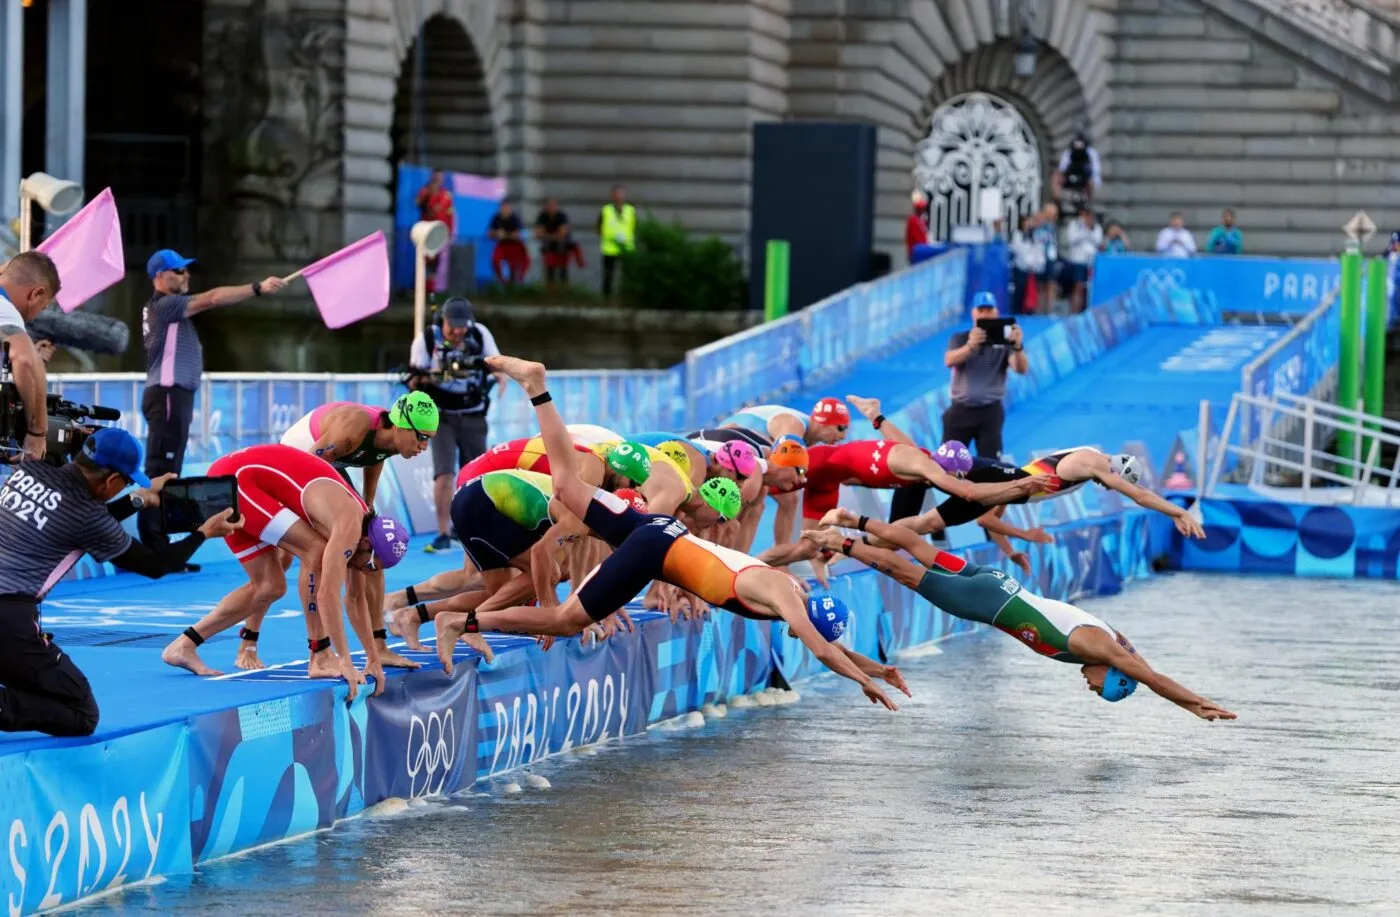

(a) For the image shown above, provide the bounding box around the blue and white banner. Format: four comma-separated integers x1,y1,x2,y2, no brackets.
683,248,968,428
1090,253,1340,316
0,723,192,915
364,665,480,801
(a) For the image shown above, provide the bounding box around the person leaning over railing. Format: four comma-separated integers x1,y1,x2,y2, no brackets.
0,251,61,463
0,428,239,737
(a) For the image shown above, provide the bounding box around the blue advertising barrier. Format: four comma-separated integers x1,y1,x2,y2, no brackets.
683,247,968,429
1,510,1154,915
1090,252,1340,316
1238,292,1341,444
1176,495,1400,579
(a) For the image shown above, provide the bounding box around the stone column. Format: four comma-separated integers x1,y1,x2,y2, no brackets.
45,0,86,234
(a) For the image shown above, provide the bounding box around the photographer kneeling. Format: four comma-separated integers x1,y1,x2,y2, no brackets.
0,428,239,737
408,296,506,552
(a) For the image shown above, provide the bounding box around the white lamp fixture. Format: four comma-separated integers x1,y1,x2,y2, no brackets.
1013,30,1040,78
17,172,84,252
411,219,450,340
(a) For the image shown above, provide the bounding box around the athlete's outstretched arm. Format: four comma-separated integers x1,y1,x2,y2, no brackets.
1071,628,1236,721
801,527,927,591
756,537,820,568
773,490,800,545
488,356,595,518
978,506,1054,544
1095,472,1205,539
837,644,911,697
846,396,916,447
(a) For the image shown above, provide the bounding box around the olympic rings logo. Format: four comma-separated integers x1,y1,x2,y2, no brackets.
1137,268,1187,288
405,709,456,798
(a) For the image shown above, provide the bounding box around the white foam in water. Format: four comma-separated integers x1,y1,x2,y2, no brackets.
502,781,523,795
896,644,944,660
728,694,755,709
366,797,410,817
752,691,776,707
701,702,728,719
772,689,801,706
682,710,705,728
712,703,728,718
523,774,551,789
407,796,431,807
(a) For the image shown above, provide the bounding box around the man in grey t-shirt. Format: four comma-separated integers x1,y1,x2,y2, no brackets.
888,291,1029,524
139,248,286,548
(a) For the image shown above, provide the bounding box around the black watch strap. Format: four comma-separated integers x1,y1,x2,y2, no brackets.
252,281,263,297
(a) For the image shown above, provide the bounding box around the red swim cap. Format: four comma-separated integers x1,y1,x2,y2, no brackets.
614,488,649,513
810,397,850,426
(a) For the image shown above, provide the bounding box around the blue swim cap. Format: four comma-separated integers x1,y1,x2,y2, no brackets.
1099,666,1138,702
807,594,849,642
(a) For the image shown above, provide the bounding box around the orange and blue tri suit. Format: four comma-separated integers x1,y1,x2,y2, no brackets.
572,490,798,622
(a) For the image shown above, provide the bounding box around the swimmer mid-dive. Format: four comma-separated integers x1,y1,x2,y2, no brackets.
430,355,909,710
803,508,1236,721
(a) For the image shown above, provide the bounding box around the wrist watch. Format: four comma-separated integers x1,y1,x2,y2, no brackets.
252,281,263,297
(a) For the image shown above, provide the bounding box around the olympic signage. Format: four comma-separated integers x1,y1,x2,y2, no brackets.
361,665,479,802
1090,253,1341,316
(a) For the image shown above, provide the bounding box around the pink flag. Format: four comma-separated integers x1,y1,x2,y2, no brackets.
299,231,390,329
36,188,125,312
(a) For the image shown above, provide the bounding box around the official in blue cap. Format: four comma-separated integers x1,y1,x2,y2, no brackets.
139,248,286,556
82,427,152,487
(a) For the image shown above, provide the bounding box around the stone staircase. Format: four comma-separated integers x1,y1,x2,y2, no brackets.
1102,0,1400,260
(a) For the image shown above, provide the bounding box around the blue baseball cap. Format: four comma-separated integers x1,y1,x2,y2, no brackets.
971,290,998,311
146,249,196,279
82,427,151,487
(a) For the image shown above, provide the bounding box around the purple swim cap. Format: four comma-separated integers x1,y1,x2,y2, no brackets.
934,440,974,476
714,440,759,477
367,515,410,569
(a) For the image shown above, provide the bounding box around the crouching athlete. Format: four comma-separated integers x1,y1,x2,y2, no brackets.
430,355,909,711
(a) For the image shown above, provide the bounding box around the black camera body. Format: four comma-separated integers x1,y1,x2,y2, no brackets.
408,306,493,413
0,383,121,466
0,344,121,465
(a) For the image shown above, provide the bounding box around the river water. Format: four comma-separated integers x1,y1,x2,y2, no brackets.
84,573,1400,916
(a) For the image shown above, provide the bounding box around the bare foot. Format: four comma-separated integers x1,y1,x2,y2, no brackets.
161,638,224,677
820,507,860,529
234,645,265,670
485,355,546,393
308,651,342,680
376,643,421,669
391,605,426,651
435,614,465,675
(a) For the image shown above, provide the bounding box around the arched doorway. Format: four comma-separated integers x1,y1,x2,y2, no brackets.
914,92,1043,241
390,14,496,182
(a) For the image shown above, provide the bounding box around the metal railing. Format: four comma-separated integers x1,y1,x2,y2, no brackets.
48,370,682,465
1202,390,1400,505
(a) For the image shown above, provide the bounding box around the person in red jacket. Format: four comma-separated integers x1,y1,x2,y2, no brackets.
905,190,930,262
416,170,456,294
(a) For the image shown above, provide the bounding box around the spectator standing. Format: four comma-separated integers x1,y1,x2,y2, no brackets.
597,184,637,300
1051,131,1102,207
905,190,930,262
1032,202,1061,314
416,170,456,295
408,297,507,553
1009,213,1045,314
1205,209,1243,254
488,201,530,285
535,198,576,289
1102,220,1132,254
1064,208,1103,313
140,249,285,551
1155,212,1197,257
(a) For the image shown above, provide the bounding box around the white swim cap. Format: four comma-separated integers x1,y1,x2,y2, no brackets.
1109,454,1142,486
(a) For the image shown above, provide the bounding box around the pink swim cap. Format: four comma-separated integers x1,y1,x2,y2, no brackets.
714,440,759,477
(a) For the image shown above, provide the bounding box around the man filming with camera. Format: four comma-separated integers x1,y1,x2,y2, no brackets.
409,296,506,552
0,252,63,463
0,428,240,737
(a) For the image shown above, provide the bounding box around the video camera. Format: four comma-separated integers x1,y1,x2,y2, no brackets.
0,343,120,465
399,295,494,410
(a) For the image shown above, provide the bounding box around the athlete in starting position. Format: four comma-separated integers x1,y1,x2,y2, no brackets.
804,508,1236,720
161,444,409,698
432,355,909,710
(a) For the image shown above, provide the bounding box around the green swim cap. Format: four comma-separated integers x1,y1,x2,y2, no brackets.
699,477,742,521
390,391,439,433
605,441,652,484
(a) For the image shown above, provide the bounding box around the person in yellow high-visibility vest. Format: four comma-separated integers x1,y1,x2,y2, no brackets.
596,184,636,298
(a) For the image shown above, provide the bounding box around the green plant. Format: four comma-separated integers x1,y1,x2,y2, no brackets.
475,282,602,306
619,216,744,311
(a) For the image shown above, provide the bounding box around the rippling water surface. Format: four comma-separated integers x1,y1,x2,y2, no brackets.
85,574,1400,915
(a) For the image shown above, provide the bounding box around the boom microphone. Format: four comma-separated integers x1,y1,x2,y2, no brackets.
27,306,129,355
